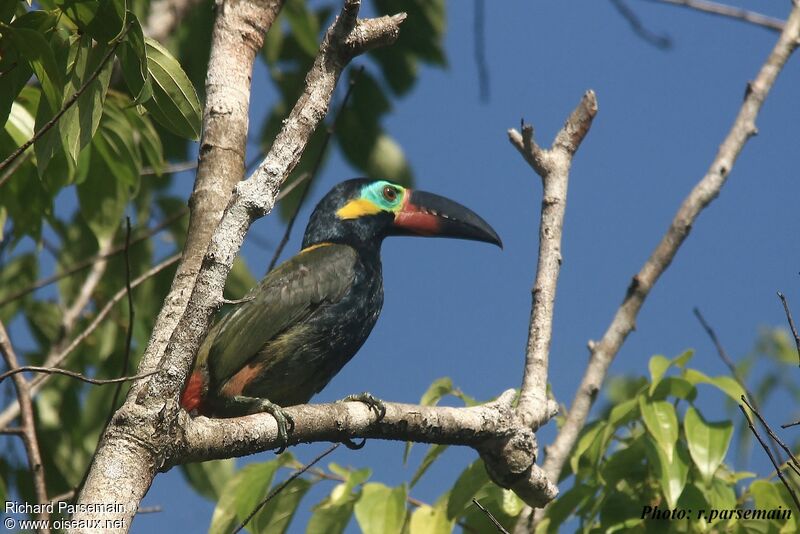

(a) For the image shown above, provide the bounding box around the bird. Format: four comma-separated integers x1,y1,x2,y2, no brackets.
180,178,501,447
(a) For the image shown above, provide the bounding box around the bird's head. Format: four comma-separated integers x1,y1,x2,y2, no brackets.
302,178,502,250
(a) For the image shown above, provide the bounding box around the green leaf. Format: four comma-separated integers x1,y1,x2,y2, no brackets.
410,444,448,488
63,0,126,43
7,26,63,112
639,397,678,462
60,35,114,164
262,16,284,64
119,12,153,104
180,459,235,502
645,436,689,508
648,354,671,394
4,100,35,146
143,37,202,140
0,254,37,323
124,105,163,173
353,483,407,534
251,477,312,534
76,112,141,240
284,0,320,56
420,377,455,406
684,406,733,485
601,437,647,488
707,477,737,511
543,484,595,531
683,368,747,404
208,458,288,534
570,420,607,475
607,397,639,428
408,501,453,534
650,377,697,402
0,37,33,126
446,459,489,519
306,468,364,534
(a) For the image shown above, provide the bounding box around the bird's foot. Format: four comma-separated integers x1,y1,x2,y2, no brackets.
229,395,295,453
341,392,386,421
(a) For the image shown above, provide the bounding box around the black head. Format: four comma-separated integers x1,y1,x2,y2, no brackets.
301,178,502,251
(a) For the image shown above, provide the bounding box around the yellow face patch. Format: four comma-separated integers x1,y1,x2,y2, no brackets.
336,198,383,220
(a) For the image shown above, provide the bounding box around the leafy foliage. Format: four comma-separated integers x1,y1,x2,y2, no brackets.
541,350,798,533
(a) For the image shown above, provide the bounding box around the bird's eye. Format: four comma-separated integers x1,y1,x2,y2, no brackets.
382,186,398,202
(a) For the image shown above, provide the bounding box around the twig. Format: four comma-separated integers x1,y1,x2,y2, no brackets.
525,4,800,529
232,443,340,534
650,0,785,32
611,0,672,49
110,218,135,411
472,498,510,534
0,209,187,308
267,65,365,273
136,506,163,514
141,160,198,176
0,367,159,385
0,254,180,429
693,307,782,461
777,292,800,368
741,396,800,479
0,320,50,530
0,24,130,178
508,90,598,430
738,402,800,513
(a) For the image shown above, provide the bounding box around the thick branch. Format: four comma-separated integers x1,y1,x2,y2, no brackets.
176,391,557,507
541,0,800,496
508,91,598,430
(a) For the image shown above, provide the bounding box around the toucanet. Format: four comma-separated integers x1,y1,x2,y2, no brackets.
181,178,501,446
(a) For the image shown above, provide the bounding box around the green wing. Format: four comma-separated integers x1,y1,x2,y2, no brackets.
200,244,357,387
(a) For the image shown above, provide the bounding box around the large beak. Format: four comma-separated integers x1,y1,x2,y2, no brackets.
391,190,502,248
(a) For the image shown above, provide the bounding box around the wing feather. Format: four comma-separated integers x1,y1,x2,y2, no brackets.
201,244,357,387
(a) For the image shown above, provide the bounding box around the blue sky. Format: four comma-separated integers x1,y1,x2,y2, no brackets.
26,0,800,531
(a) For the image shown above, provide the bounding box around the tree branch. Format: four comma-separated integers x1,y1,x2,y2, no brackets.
177,390,555,507
0,367,159,386
650,0,785,32
777,291,800,367
508,90,598,431
739,400,800,513
0,320,49,531
529,3,800,527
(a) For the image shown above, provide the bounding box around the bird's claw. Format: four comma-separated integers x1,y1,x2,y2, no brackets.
342,392,386,421
341,437,367,450
258,400,295,454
